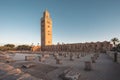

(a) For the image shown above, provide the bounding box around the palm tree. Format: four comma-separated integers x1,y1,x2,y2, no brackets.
111,37,119,47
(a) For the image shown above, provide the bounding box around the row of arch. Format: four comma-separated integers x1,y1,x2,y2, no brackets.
41,41,112,53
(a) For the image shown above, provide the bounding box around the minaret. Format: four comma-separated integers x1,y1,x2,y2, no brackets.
41,10,52,47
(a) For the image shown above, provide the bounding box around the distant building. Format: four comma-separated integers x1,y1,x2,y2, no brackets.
40,10,112,52
42,41,112,53
31,46,41,52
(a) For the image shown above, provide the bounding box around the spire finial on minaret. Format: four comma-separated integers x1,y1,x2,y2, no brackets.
43,9,50,18
45,8,48,11
44,8,49,13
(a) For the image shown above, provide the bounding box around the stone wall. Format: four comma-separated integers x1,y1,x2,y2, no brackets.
41,41,112,53
31,46,41,52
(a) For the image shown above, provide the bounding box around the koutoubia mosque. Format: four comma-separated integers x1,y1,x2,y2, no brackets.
40,10,112,52
41,10,52,47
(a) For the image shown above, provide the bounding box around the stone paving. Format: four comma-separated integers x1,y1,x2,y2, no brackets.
0,53,120,80
43,53,120,80
78,54,120,80
0,62,41,80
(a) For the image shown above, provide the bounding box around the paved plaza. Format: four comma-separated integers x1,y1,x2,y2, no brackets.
44,53,120,80
0,53,120,80
78,54,120,80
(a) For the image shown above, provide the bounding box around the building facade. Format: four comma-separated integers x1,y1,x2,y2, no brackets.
41,10,52,47
41,41,112,53
40,10,112,52
31,46,41,52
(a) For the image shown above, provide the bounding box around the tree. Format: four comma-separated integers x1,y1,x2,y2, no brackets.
4,44,15,48
111,38,119,47
16,45,32,51
0,44,15,51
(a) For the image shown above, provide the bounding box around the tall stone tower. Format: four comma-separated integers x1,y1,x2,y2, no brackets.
41,10,52,47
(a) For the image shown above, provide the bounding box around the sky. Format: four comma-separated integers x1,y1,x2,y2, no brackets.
0,0,120,46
